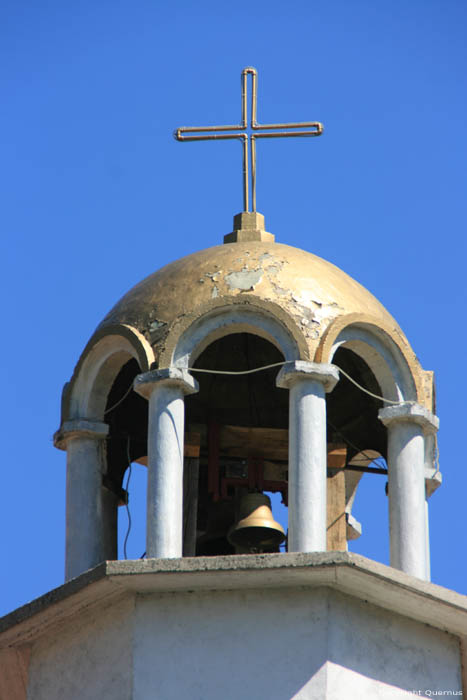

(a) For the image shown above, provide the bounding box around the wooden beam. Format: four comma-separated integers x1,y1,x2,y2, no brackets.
219,425,288,460
326,444,347,551
134,432,201,466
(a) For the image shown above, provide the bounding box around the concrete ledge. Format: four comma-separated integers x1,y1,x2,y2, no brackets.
379,403,439,433
276,361,339,393
1,553,466,648
133,367,199,399
53,419,109,450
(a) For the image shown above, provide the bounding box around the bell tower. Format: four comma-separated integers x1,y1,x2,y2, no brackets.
1,67,465,700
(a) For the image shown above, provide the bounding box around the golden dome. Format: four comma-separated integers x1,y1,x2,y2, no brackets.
99,241,406,362
62,237,432,421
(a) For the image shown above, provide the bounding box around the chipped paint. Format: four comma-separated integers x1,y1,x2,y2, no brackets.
92,241,425,403
312,304,342,324
271,284,289,296
224,268,263,291
148,319,168,344
265,260,285,297
287,290,343,328
265,262,283,277
149,320,166,333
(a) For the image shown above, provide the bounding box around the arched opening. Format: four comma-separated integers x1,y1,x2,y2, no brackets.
65,318,418,565
59,327,154,577
117,461,148,560
184,332,289,556
326,345,390,561
108,336,396,561
66,326,154,420
328,346,386,460
103,357,148,502
326,321,418,404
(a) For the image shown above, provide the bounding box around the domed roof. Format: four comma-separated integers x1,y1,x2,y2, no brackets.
98,241,405,359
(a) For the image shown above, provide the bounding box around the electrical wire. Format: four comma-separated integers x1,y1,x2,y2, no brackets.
189,361,410,406
103,360,418,498
123,437,132,559
326,417,387,472
332,366,406,406
189,361,286,376
104,383,134,415
102,361,408,415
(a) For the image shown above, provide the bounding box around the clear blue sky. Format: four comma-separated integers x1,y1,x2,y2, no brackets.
2,1,466,616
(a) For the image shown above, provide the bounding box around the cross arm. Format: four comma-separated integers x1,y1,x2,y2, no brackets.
253,121,324,138
174,125,246,141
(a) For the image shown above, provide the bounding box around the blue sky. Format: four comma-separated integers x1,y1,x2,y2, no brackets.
1,1,466,616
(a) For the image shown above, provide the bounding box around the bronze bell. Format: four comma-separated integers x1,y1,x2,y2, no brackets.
227,493,286,552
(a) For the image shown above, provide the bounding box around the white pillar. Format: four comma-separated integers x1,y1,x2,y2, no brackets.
276,361,339,553
134,368,198,559
379,403,439,580
55,419,110,581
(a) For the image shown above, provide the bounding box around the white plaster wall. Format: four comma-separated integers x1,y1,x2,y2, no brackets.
27,596,134,700
325,591,462,699
24,586,462,700
133,588,329,700
133,588,462,700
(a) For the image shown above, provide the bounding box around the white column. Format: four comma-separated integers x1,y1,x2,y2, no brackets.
134,368,198,559
276,361,339,553
55,419,110,581
379,403,439,580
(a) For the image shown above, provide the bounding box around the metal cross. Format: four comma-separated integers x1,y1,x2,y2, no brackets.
174,67,323,213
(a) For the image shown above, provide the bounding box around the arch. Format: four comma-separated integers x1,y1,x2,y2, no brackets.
315,313,422,403
165,298,305,369
63,324,155,422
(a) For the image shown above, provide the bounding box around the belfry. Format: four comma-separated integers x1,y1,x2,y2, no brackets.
1,68,466,700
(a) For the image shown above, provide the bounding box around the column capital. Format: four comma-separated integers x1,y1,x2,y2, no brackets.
134,367,199,400
378,403,439,434
54,419,109,451
276,361,339,393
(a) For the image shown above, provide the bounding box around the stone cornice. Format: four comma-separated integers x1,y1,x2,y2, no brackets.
1,553,466,648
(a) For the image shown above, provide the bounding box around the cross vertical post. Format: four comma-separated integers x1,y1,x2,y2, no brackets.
174,67,323,213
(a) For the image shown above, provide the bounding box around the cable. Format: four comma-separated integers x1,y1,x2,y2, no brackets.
123,437,132,560
189,361,286,376
189,361,410,406
104,383,134,415
104,361,407,409
327,417,387,472
333,366,406,406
